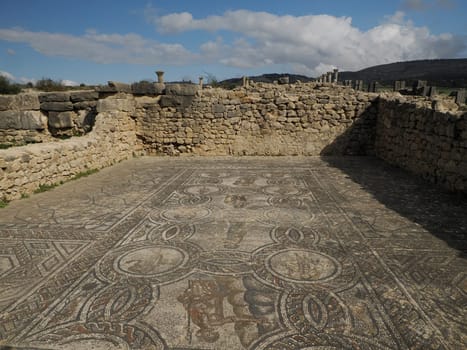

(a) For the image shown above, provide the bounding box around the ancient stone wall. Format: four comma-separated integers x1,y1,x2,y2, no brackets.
135,83,378,156
0,93,49,145
0,90,99,146
0,94,138,200
375,96,467,192
1,82,466,200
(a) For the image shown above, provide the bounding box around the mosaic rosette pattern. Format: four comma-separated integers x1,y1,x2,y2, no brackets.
0,157,465,349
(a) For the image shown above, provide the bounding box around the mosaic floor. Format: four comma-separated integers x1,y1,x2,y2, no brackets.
0,156,465,350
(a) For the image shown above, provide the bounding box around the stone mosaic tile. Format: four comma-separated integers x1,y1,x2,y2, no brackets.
0,156,465,349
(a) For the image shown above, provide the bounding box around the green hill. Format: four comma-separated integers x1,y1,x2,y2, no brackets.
219,59,467,88
338,59,467,88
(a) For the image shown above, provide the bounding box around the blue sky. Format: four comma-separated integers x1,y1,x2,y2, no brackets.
0,0,466,85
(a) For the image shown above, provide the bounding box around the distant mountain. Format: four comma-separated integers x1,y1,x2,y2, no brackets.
219,59,467,88
339,59,467,88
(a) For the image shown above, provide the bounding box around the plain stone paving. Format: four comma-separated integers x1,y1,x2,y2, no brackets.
0,156,465,350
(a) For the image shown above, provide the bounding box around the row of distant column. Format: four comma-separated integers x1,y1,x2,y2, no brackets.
155,70,465,104
317,69,339,84
316,69,369,92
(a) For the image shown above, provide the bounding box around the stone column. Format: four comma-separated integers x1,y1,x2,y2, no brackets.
199,76,204,89
412,80,426,95
368,81,379,93
333,69,339,83
394,81,401,92
279,76,289,84
455,89,466,105
242,76,249,87
156,71,165,83
354,80,363,91
422,86,431,96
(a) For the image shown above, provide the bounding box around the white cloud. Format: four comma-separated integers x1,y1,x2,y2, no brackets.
61,79,79,86
0,28,197,65
6,48,15,55
0,9,465,77
311,63,338,76
155,10,465,75
0,70,15,80
384,11,409,25
1,70,37,84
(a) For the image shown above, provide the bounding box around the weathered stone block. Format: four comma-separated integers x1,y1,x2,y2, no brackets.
212,104,225,113
0,110,21,129
73,101,97,110
153,83,166,95
19,94,41,110
41,101,74,112
0,110,46,130
0,95,15,111
131,82,165,95
134,96,161,108
39,92,70,103
20,111,47,130
96,98,135,113
159,95,194,109
275,97,289,104
0,94,40,111
70,91,99,102
165,84,199,96
48,111,75,129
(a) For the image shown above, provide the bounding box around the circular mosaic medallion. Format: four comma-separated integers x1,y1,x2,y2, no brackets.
116,246,187,277
267,249,339,283
97,242,200,284
252,245,354,290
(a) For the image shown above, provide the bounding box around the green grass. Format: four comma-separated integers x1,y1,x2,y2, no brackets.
34,183,60,194
0,198,9,208
71,168,99,181
0,169,102,206
0,141,41,150
31,169,99,195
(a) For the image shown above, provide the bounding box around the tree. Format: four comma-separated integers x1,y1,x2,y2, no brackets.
35,78,66,92
204,72,219,87
0,76,21,94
